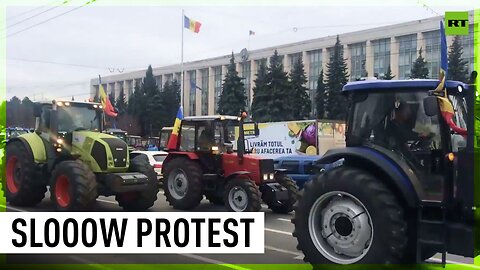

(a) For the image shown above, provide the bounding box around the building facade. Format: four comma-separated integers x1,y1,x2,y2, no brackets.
91,12,476,117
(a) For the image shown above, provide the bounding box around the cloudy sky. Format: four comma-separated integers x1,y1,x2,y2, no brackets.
5,0,476,101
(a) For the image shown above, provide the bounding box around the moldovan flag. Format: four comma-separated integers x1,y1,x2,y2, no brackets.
99,84,118,117
166,106,184,150
184,15,201,33
434,20,466,135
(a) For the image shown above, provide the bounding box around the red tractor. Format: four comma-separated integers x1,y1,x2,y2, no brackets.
162,113,298,212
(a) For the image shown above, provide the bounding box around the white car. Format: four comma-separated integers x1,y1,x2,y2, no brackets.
130,150,168,179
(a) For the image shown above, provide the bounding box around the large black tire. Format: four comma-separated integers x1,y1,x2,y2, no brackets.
292,166,407,264
224,178,261,212
163,157,203,210
50,160,97,211
265,174,298,214
116,155,159,211
6,141,46,206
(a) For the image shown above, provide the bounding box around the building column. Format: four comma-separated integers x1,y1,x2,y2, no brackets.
184,71,191,116
417,32,425,54
249,60,257,107
321,50,329,75
208,67,215,115
365,40,374,77
344,46,352,81
195,70,202,116
390,37,400,79
283,54,289,72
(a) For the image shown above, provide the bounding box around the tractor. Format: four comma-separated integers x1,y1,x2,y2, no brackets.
162,113,298,212
5,100,159,211
293,78,478,264
159,126,173,150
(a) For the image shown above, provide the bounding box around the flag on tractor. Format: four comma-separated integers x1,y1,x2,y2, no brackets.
434,20,466,135
184,15,201,33
166,106,184,150
98,84,118,117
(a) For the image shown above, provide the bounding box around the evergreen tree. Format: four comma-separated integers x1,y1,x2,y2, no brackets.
315,70,326,119
251,61,269,122
267,50,293,121
218,53,246,115
115,88,127,115
289,55,311,119
324,35,349,120
382,65,395,80
158,79,181,128
410,47,429,79
447,36,469,82
142,65,160,136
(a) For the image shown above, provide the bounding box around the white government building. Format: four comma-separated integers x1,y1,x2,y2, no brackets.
90,11,475,117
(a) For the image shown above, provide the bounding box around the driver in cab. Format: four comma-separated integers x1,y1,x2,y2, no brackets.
387,101,432,152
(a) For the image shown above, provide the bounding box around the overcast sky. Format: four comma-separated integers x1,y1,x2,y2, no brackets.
5,1,476,101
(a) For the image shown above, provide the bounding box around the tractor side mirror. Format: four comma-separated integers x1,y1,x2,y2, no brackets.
423,96,439,117
33,103,42,117
254,123,259,137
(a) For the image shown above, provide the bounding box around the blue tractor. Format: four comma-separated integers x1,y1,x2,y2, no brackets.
293,79,477,264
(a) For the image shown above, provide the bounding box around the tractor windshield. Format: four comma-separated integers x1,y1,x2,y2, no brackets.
57,105,101,133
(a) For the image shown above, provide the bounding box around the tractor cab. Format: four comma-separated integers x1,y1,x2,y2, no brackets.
127,135,143,150
162,113,298,213
159,127,173,150
104,128,128,143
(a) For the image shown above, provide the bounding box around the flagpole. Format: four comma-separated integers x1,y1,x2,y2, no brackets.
180,9,185,109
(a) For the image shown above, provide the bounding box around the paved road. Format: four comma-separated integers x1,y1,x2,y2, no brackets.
2,191,474,267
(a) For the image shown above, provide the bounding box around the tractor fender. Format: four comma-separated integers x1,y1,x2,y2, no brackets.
316,147,425,207
8,134,47,163
162,152,200,170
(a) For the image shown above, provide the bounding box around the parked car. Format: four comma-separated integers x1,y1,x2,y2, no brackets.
130,150,168,181
274,155,343,189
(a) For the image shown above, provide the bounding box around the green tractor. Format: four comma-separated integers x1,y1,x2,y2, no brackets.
5,100,159,211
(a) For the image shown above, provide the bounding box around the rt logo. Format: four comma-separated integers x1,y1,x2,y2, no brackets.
445,11,469,35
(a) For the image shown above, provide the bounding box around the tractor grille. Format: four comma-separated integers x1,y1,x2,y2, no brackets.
259,159,274,175
91,141,107,170
101,138,128,168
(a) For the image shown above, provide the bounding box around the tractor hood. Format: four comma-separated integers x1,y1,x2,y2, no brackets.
70,131,129,173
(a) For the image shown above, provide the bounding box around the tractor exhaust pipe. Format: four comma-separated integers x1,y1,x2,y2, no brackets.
237,111,248,163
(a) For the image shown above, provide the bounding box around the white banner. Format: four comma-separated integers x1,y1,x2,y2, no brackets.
0,212,264,254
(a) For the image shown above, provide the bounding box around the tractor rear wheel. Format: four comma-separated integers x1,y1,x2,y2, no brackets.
6,141,46,206
292,166,407,264
50,160,97,211
116,155,159,211
163,157,203,210
224,178,261,212
266,174,298,214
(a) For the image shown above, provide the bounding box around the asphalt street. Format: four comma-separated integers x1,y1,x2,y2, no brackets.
2,190,474,267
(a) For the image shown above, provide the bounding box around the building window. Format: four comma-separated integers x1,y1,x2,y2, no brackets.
372,38,391,78
308,50,322,116
461,25,474,74
201,68,209,115
155,76,162,89
424,30,440,79
398,34,417,79
289,53,302,71
241,61,251,109
174,72,182,82
188,70,196,116
213,66,222,114
350,42,367,81
164,74,173,83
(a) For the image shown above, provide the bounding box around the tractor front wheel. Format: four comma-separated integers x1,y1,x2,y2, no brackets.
50,160,97,211
224,178,261,212
265,174,298,214
292,166,407,264
116,155,159,211
163,158,203,210
6,141,46,206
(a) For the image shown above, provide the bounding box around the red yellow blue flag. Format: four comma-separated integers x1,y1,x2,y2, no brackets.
166,106,184,150
184,15,201,33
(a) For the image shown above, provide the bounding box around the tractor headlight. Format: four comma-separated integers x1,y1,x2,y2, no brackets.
57,138,63,144
263,173,268,180
457,85,463,93
211,146,219,151
56,101,63,107
269,173,274,180
64,102,70,106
